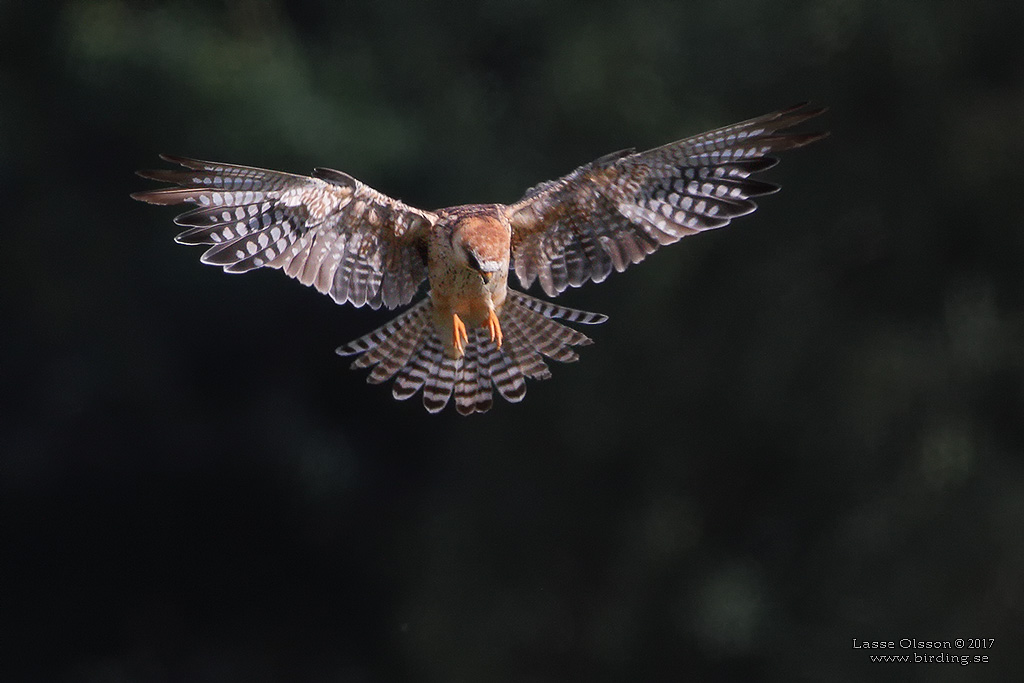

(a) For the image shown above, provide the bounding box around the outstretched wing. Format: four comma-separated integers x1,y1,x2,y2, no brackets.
132,156,437,309
507,103,827,297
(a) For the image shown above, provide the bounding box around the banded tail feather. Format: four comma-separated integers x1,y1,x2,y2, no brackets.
336,291,607,414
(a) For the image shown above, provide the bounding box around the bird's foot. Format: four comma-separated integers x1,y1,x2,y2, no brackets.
452,314,468,355
486,309,503,349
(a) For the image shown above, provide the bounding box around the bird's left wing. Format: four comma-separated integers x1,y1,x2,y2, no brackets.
507,103,827,297
133,155,437,309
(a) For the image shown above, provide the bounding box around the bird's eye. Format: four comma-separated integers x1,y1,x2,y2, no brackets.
463,248,481,271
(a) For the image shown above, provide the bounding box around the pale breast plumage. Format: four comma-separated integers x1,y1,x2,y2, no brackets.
133,103,826,414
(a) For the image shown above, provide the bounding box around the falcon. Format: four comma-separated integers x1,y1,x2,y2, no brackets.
132,103,826,414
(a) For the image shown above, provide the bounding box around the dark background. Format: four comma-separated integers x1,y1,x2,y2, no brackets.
3,1,1023,681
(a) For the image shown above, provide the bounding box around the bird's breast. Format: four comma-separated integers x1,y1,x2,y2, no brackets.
431,267,507,326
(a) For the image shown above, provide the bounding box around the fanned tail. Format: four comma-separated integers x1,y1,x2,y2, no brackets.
336,290,607,415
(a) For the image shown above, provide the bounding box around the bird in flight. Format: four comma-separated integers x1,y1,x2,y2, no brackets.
133,103,826,414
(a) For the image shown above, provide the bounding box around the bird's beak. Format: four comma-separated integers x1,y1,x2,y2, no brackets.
479,270,494,284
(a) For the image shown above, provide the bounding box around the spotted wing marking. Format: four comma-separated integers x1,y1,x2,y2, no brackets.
133,156,437,309
508,103,828,297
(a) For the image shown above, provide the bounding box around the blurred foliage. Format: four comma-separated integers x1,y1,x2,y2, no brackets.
3,0,1023,681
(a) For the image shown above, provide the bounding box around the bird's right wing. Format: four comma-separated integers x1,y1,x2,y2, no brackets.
132,155,437,309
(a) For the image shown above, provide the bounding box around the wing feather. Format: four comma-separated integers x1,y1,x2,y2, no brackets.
132,155,437,309
507,103,827,296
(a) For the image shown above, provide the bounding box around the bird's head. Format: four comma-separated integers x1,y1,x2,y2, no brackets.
453,215,509,284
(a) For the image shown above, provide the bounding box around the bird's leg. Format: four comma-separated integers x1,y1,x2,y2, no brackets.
485,309,503,349
452,313,469,355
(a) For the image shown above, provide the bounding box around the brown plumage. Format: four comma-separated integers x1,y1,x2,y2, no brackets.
132,103,827,414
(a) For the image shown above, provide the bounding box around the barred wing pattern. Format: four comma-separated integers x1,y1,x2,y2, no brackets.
508,103,827,297
336,291,607,415
132,156,436,309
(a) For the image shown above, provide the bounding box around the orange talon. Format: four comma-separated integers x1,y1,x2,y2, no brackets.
452,314,468,355
486,309,503,349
